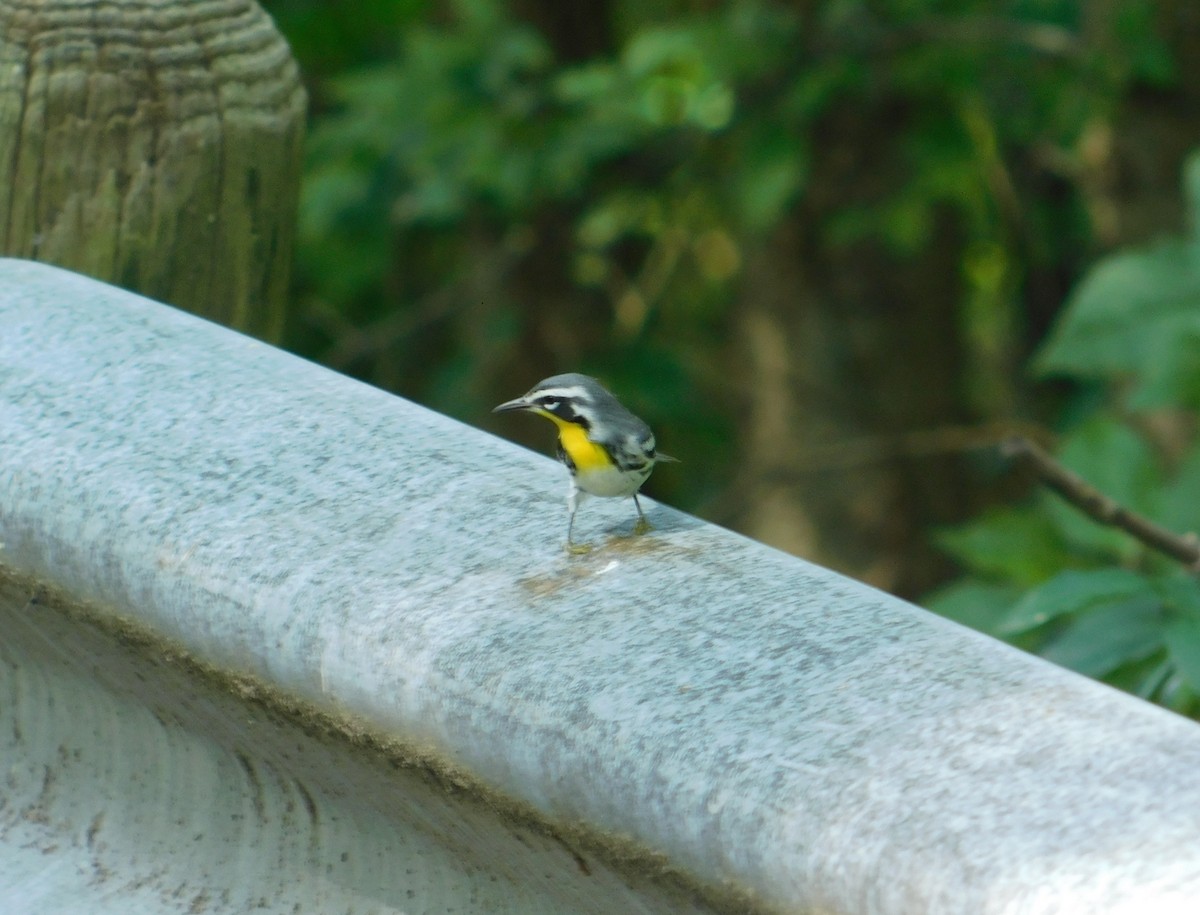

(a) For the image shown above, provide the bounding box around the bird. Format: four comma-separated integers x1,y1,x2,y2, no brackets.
493,373,677,553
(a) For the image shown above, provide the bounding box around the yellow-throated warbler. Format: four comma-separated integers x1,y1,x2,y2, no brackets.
494,373,677,552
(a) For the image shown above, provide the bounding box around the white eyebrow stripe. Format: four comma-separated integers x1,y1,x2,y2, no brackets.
572,405,599,424
533,386,590,400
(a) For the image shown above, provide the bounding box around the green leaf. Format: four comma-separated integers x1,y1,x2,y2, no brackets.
1040,600,1164,678
734,124,807,232
691,82,734,130
638,75,693,126
1152,573,1200,616
1186,149,1200,240
1158,673,1200,716
554,63,619,104
997,568,1154,635
935,507,1072,584
1127,328,1200,409
1058,416,1161,509
923,579,1024,633
623,28,705,81
1132,657,1173,700
1164,615,1200,695
1156,580,1200,702
1034,152,1200,409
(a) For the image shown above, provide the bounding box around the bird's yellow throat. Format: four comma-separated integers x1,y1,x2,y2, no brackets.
542,412,613,472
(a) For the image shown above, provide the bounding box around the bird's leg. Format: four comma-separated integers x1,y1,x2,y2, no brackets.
565,482,591,554
632,493,651,535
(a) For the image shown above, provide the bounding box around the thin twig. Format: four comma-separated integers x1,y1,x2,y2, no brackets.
1001,435,1200,570
760,420,1051,479
700,420,1050,527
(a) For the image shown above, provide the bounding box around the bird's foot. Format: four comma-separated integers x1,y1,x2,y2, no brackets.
633,517,652,536
565,540,592,555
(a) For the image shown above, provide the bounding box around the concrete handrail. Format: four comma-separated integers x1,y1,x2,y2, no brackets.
2,258,1200,914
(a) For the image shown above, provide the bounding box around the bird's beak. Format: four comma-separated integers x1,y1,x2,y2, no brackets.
492,396,535,414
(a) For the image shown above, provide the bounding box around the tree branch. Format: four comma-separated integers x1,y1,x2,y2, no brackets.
1001,435,1200,569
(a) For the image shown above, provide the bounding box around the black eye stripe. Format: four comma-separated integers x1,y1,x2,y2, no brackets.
548,400,587,428
565,404,588,426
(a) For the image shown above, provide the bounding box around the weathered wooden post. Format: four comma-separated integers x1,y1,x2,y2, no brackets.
0,0,305,340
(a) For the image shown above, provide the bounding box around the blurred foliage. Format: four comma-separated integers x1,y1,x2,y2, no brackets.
927,152,1200,717
265,0,1175,501
260,0,1200,708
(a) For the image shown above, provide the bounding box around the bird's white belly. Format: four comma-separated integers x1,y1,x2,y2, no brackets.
573,463,647,498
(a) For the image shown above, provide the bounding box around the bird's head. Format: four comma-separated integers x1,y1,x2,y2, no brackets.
492,374,605,429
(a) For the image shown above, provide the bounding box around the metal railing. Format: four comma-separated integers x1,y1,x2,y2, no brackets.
3,258,1199,914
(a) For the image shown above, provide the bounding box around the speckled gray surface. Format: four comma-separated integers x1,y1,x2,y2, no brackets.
3,258,1200,914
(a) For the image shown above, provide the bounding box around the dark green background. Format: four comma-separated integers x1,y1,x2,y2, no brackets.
263,0,1200,715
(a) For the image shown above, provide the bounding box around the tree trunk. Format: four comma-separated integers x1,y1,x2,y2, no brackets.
0,0,306,341
730,86,977,598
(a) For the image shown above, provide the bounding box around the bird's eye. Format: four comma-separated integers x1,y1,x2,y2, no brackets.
540,397,560,410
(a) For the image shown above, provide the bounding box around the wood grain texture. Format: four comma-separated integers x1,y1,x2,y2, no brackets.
0,0,306,340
